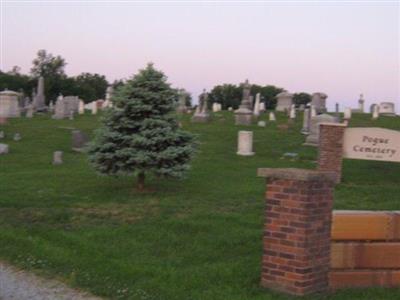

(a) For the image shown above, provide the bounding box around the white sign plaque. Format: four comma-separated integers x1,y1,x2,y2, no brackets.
343,128,400,162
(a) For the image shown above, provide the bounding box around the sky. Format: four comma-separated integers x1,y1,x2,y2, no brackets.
1,0,399,112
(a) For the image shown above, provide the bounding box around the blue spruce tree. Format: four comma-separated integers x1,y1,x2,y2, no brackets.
88,63,197,190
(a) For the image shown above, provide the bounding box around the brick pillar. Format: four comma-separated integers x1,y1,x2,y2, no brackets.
318,123,346,183
257,168,337,296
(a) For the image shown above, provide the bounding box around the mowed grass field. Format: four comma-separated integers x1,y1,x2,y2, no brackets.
0,111,399,300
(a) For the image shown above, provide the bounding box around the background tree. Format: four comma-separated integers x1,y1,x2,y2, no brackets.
87,63,197,191
293,92,312,107
0,69,34,95
74,73,108,103
208,84,242,109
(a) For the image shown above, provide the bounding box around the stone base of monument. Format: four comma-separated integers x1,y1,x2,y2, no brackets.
380,113,397,117
191,113,211,123
234,107,253,125
303,135,318,147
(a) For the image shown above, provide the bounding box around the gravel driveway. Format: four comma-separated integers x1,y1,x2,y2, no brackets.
0,261,102,300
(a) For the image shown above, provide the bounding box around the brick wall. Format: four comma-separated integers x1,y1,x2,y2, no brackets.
258,168,336,296
318,123,346,183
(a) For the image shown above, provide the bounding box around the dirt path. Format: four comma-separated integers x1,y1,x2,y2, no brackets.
0,261,102,300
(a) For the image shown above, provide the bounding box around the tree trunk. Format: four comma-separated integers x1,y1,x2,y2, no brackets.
137,172,145,191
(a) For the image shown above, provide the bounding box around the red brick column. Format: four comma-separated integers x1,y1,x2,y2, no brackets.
257,168,337,296
318,123,346,183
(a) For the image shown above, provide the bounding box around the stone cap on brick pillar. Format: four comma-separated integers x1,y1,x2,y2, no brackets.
257,168,337,183
319,122,347,127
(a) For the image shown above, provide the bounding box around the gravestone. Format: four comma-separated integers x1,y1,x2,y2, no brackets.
289,104,296,119
191,89,211,123
0,131,4,139
344,107,352,120
237,131,254,156
91,102,98,115
78,100,85,114
372,104,379,120
212,102,219,112
177,91,188,113
53,95,79,119
0,90,21,118
26,105,34,118
275,92,293,112
228,107,233,111
72,130,89,152
304,114,337,146
379,102,396,116
259,102,266,112
33,76,46,111
301,108,310,134
53,151,63,165
0,143,9,154
253,93,260,117
258,121,266,127
13,133,21,141
311,92,327,114
269,112,276,121
235,80,253,125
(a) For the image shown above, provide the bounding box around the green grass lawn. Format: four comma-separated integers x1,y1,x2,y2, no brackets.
0,111,399,300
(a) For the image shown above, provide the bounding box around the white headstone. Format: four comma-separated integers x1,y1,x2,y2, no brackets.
372,105,380,120
79,100,85,114
275,92,293,112
0,143,9,155
289,104,296,119
237,131,254,156
253,93,260,116
258,121,266,127
344,107,352,119
53,151,63,165
0,90,21,118
269,112,276,122
212,102,219,112
92,102,98,115
310,105,317,117
13,133,21,141
259,102,266,112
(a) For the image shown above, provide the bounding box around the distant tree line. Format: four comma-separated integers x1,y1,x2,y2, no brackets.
208,83,311,110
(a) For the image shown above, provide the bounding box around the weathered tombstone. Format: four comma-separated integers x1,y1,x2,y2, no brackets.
344,107,352,120
379,102,396,116
298,104,305,111
259,102,266,112
78,100,85,114
275,92,293,112
92,102,98,115
212,102,219,112
372,104,380,120
33,76,46,111
253,93,260,117
258,120,266,127
310,105,317,117
237,131,254,156
71,130,89,152
304,114,337,146
53,151,63,165
0,90,21,118
13,133,21,141
269,112,276,122
301,108,310,134
53,95,79,119
0,131,4,139
177,91,188,113
358,94,365,113
0,143,9,154
289,104,296,119
311,92,327,114
228,107,233,111
191,89,211,123
235,80,253,125
26,105,34,118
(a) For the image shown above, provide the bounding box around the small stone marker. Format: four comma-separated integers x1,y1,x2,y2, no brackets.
26,106,34,118
228,107,233,111
269,112,276,121
92,102,98,115
53,151,63,165
301,108,310,134
372,105,380,120
0,143,9,154
289,104,296,119
72,130,89,152
259,102,266,112
258,121,266,127
344,107,352,120
13,133,21,141
237,131,254,156
0,131,4,139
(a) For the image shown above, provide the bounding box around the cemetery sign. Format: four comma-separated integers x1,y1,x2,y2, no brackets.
343,128,400,163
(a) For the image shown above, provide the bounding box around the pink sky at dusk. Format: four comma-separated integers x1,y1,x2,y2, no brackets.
1,1,399,112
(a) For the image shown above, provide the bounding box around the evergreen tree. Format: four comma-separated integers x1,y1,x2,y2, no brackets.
87,63,197,191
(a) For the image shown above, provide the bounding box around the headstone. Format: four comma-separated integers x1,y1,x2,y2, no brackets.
269,112,276,122
33,76,46,111
258,121,266,127
69,110,74,120
53,95,79,119
237,131,254,156
299,104,305,111
335,103,339,113
234,79,253,125
275,92,293,112
0,143,9,155
26,105,34,118
259,102,266,112
253,93,261,117
228,107,233,111
105,86,113,106
311,92,327,114
212,102,219,113
0,131,4,139
92,102,98,115
53,151,63,165
301,108,310,135
344,107,352,120
358,94,365,113
13,133,21,141
177,91,188,113
0,90,21,118
379,102,396,116
372,104,380,120
191,89,211,123
79,100,85,114
310,105,317,117
289,104,296,119
72,130,89,152
304,114,338,146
